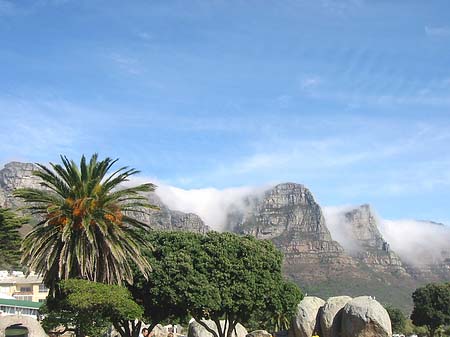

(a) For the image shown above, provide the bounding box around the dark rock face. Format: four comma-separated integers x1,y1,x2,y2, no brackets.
140,192,210,233
231,183,360,284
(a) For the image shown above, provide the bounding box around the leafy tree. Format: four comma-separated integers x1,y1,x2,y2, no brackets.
129,231,202,330
41,279,143,337
14,154,157,292
385,305,406,333
130,231,303,337
411,282,450,337
0,207,27,269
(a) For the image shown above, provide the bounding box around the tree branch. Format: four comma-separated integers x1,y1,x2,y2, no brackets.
196,319,219,337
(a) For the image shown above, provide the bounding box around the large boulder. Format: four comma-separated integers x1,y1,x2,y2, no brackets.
320,296,352,337
289,296,325,337
0,315,47,337
188,319,247,337
341,296,392,337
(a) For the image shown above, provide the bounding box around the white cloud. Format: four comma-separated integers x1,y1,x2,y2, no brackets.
155,184,268,231
109,53,143,75
300,76,322,90
324,205,450,266
379,219,450,265
425,25,450,37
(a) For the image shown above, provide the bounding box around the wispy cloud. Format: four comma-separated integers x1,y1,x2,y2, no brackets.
425,25,450,37
300,76,322,90
109,53,143,75
0,0,15,16
0,95,98,163
324,205,450,265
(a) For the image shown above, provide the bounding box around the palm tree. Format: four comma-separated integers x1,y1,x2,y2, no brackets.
14,154,157,292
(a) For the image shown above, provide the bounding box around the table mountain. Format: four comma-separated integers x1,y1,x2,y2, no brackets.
0,161,209,234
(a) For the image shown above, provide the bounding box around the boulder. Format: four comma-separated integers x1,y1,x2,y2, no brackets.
0,315,47,337
188,319,247,337
320,296,352,337
246,330,272,337
289,296,325,337
341,296,392,337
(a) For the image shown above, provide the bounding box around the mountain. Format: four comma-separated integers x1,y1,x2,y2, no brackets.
332,204,408,276
0,162,209,234
229,183,360,284
225,184,428,311
1,162,449,312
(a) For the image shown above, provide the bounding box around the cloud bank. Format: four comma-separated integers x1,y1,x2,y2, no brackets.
323,205,450,265
155,184,268,231
379,219,450,265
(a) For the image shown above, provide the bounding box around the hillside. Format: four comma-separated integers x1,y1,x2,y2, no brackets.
1,162,450,313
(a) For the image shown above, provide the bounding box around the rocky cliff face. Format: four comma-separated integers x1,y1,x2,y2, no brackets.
230,183,361,284
339,205,408,276
0,162,42,208
139,192,210,233
0,162,209,234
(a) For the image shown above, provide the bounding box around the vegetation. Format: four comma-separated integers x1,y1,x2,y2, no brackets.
385,305,406,333
130,231,302,337
41,279,143,337
411,282,450,337
0,207,27,269
14,154,157,292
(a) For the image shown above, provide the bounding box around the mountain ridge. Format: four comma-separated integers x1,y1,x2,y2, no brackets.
1,162,449,312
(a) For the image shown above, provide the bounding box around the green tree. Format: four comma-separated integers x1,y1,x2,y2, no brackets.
14,154,157,292
129,231,202,330
0,207,27,269
385,305,406,333
130,231,302,337
41,279,143,337
411,282,450,337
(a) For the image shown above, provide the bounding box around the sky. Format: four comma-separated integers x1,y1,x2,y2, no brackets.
1,0,450,225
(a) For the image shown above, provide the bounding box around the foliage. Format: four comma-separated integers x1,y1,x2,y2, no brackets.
129,231,202,330
14,154,157,291
411,282,450,337
0,207,27,269
130,231,303,337
385,305,406,333
41,279,143,337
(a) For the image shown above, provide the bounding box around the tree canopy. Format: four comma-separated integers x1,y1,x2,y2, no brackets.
41,279,143,337
14,154,157,291
0,207,27,269
385,305,406,333
411,282,450,337
130,231,303,337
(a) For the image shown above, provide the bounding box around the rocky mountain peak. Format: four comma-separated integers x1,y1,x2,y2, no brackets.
343,204,386,251
0,162,41,208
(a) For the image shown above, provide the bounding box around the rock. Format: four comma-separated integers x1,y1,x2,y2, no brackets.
325,205,408,276
230,183,359,285
246,330,272,337
0,314,47,337
0,162,42,208
151,324,167,337
0,161,210,234
289,296,325,337
188,320,247,337
137,192,210,233
341,296,392,337
319,296,352,337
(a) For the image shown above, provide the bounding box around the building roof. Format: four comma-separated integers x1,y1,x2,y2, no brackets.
0,298,42,309
0,275,44,285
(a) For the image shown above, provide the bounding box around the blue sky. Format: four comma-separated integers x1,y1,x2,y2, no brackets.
1,0,450,224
